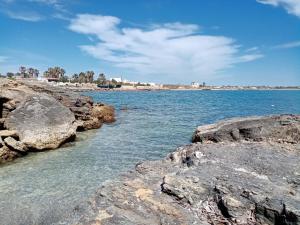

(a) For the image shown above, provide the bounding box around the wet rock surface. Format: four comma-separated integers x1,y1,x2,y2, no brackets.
0,78,115,163
59,115,300,225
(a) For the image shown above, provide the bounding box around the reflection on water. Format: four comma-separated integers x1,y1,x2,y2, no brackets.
0,90,299,224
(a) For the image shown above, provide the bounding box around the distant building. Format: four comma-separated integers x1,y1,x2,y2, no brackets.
191,82,200,88
148,82,156,86
109,77,122,83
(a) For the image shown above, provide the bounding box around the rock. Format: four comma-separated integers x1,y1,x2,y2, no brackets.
3,100,16,111
92,104,116,123
26,82,115,131
4,137,27,152
58,115,300,225
0,78,115,163
192,114,300,144
5,94,77,151
0,136,3,148
0,145,20,163
0,118,5,129
0,130,18,138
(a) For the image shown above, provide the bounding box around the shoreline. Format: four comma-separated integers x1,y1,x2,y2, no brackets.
68,87,300,92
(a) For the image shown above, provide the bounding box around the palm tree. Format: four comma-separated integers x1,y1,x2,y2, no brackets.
33,69,39,78
19,66,27,78
86,71,94,83
43,67,66,80
97,73,106,85
27,68,35,78
78,72,86,83
72,73,79,82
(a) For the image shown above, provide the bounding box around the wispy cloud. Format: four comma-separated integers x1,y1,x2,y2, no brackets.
274,40,300,49
69,14,262,82
3,9,43,21
0,56,8,63
245,46,259,52
0,0,70,21
257,0,300,17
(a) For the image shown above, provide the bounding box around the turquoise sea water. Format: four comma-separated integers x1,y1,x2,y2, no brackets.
0,90,299,224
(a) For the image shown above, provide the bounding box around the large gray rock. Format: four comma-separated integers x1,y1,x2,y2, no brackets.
26,81,115,131
0,78,115,163
192,114,300,144
58,115,300,225
5,94,77,150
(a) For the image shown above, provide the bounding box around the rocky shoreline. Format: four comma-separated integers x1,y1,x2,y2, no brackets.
0,78,115,163
58,114,300,225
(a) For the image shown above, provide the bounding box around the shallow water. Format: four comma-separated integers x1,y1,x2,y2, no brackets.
0,90,299,224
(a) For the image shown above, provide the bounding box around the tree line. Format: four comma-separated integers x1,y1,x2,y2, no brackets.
0,66,110,84
0,66,40,78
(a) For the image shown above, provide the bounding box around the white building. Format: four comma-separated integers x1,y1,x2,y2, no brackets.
109,77,122,82
191,82,200,88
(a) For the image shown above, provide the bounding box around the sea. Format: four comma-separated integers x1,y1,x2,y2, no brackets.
0,90,299,224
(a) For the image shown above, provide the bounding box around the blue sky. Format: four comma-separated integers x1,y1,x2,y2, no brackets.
0,0,299,85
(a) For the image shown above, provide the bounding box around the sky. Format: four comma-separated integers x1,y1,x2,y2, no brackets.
0,0,299,85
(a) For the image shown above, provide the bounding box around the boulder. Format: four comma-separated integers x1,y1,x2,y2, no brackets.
92,104,116,123
5,93,77,150
192,114,300,144
26,82,115,131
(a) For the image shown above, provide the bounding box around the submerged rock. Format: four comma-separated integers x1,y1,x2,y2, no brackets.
59,114,300,225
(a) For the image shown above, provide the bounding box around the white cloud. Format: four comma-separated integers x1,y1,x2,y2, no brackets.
257,0,300,17
69,14,262,82
274,40,300,48
4,10,43,21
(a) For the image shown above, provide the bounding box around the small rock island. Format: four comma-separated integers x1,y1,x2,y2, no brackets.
59,115,300,225
0,78,115,163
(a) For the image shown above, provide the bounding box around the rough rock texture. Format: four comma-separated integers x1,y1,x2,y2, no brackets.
192,114,300,144
0,78,115,163
5,93,77,150
25,81,115,131
4,136,28,152
58,115,300,225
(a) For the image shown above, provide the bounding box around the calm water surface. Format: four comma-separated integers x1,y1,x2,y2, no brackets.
0,90,299,224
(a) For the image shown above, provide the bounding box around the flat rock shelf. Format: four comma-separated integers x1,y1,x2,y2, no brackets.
59,115,300,225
